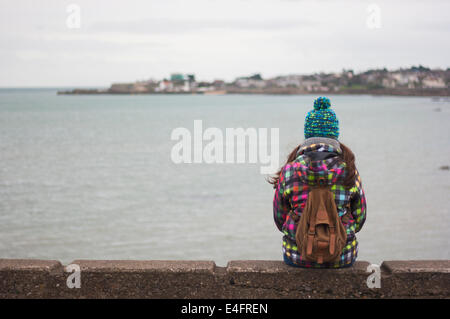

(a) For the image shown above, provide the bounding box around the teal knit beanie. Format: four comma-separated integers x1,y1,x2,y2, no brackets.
304,97,339,139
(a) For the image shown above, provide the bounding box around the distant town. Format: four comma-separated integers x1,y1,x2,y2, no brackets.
58,66,450,96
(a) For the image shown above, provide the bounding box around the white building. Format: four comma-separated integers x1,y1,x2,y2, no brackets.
422,76,446,88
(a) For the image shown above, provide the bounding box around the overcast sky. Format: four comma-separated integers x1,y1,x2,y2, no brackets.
0,0,449,87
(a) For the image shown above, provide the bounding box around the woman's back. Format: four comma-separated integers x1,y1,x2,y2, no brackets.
272,97,367,268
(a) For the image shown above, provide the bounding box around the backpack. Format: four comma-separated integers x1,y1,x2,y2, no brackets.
293,178,347,264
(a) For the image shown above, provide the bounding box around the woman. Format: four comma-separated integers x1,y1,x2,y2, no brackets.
270,97,367,268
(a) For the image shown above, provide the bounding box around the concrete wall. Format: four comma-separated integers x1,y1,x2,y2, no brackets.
0,259,448,298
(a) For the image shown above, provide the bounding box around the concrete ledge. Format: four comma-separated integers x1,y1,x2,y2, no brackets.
226,261,372,298
381,260,450,273
227,260,370,273
0,259,63,272
380,260,450,298
0,259,64,298
72,260,216,273
66,260,218,298
0,259,448,299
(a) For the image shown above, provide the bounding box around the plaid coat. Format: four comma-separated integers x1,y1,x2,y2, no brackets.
273,142,367,268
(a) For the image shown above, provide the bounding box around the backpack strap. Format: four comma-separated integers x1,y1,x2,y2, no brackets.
306,213,316,256
329,226,336,255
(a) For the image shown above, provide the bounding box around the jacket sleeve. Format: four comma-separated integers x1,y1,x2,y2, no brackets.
273,167,291,232
350,169,367,233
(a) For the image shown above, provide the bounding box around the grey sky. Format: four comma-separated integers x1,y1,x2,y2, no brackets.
0,0,449,87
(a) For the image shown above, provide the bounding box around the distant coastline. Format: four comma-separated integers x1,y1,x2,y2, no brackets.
57,66,450,97
57,87,450,97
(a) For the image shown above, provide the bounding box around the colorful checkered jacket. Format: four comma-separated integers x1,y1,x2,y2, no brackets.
273,141,367,268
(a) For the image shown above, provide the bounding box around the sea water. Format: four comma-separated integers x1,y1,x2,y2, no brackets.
0,89,449,266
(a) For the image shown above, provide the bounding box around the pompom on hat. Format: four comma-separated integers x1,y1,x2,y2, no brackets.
304,97,339,139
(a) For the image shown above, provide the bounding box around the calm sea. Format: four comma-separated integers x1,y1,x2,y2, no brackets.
0,88,449,266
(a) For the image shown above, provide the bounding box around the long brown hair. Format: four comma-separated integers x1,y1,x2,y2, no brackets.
268,142,356,188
